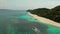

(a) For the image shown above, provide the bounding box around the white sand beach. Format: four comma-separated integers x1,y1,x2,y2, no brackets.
28,12,60,27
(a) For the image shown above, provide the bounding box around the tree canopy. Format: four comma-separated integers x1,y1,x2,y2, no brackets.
27,5,60,23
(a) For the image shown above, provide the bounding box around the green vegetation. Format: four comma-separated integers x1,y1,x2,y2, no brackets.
27,5,60,23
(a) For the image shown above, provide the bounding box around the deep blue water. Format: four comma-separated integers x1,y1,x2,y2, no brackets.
0,10,60,34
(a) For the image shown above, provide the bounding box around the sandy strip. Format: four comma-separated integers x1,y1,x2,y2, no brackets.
28,12,60,27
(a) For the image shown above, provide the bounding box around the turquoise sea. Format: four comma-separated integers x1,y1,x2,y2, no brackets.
0,10,60,34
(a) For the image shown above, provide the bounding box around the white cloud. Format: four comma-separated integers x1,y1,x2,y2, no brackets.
0,0,60,10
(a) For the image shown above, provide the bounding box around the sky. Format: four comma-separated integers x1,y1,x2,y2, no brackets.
0,0,60,10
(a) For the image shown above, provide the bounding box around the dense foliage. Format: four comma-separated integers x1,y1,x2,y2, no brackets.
27,5,60,23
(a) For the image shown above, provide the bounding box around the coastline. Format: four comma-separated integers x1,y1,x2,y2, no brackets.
28,12,60,27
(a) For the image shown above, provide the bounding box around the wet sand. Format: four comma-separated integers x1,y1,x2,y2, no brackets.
28,12,60,27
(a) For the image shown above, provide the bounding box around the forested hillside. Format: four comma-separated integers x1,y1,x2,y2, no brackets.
27,5,60,23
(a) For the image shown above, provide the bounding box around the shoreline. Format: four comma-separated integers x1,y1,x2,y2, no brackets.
28,12,60,27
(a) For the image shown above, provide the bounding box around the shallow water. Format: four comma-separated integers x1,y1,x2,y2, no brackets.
0,10,60,34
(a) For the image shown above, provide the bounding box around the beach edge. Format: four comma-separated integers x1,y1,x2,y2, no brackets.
28,12,60,27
